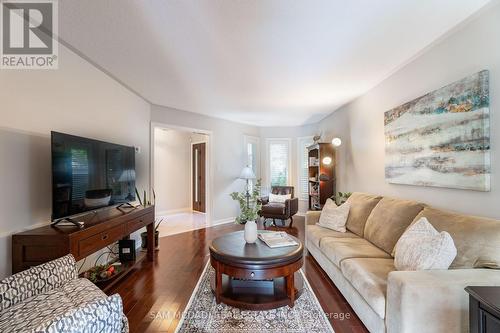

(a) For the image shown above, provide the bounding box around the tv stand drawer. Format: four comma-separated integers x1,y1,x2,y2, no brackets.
79,224,126,258
127,211,155,234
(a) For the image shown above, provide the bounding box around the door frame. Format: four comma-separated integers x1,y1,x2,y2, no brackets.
150,122,213,221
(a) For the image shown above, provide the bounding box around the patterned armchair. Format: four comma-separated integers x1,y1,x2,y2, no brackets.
0,254,128,333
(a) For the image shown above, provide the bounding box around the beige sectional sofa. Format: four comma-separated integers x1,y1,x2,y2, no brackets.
305,192,500,333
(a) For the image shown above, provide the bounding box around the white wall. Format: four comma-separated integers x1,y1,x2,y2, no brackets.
151,105,260,222
0,44,151,279
153,128,191,214
318,3,500,218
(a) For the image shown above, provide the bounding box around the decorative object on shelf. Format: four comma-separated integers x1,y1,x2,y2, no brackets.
239,166,256,208
141,218,163,250
307,143,336,210
331,137,342,147
334,191,352,205
83,263,123,284
244,220,258,243
313,134,321,144
385,70,490,191
118,239,136,262
230,179,262,225
319,173,330,181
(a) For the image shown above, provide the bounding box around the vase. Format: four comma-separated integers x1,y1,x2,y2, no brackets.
244,220,258,243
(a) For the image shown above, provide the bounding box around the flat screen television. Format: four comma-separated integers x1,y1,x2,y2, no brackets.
51,131,136,221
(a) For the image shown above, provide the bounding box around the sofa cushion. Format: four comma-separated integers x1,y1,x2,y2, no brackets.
394,217,457,271
345,192,383,237
320,237,391,267
341,258,395,319
317,199,350,232
413,207,500,269
306,224,359,248
364,197,425,254
0,278,106,332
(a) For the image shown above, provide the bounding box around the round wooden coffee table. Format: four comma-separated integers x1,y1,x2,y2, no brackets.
209,231,303,310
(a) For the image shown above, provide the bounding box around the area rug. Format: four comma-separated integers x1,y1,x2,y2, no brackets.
175,262,334,333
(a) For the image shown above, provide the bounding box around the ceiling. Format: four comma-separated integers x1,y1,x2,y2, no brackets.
59,0,490,127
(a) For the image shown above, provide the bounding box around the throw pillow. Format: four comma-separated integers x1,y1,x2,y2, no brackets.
316,199,350,233
394,217,457,271
269,193,291,203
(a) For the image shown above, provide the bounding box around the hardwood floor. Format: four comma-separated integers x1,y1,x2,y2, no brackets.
108,217,369,333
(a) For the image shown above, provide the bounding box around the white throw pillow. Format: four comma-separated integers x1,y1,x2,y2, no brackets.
316,199,350,233
394,217,457,271
269,193,291,203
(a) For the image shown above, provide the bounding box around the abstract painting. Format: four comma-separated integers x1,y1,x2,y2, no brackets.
384,70,490,191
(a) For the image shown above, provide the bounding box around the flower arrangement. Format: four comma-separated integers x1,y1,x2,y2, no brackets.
230,179,262,224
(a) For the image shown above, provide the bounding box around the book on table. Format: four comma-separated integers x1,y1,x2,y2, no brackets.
258,232,299,248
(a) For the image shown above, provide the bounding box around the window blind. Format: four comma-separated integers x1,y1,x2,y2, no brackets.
298,137,314,200
269,140,289,186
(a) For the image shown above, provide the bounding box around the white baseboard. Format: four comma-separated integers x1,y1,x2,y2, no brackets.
156,207,192,216
296,212,306,217
211,217,236,226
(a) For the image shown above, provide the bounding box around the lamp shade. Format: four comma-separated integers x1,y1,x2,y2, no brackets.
239,166,256,180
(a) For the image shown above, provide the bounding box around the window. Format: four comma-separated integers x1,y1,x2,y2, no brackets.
266,139,291,186
244,136,260,179
297,136,314,200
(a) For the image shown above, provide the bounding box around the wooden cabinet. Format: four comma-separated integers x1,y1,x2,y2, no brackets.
466,286,500,333
307,143,336,210
12,205,155,274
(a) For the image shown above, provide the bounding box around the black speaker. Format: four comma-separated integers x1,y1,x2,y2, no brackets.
118,239,136,262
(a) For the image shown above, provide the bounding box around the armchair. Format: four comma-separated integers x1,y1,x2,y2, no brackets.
0,254,128,333
259,186,299,228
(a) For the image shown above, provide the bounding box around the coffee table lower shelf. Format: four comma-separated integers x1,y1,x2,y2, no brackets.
210,272,304,310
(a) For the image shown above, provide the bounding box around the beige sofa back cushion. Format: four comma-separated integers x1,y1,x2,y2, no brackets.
345,192,383,237
364,197,425,254
413,207,500,269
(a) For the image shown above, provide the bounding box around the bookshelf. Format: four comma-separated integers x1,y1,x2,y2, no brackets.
307,143,335,210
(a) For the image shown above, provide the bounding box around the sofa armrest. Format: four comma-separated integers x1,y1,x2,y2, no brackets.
0,254,77,312
305,210,321,225
285,197,299,216
386,269,500,333
35,294,128,333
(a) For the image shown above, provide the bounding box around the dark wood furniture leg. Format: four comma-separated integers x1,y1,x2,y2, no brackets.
215,261,222,304
289,216,294,228
286,273,295,307
146,221,155,262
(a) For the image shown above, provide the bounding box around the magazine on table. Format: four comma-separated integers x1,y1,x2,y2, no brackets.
258,231,299,248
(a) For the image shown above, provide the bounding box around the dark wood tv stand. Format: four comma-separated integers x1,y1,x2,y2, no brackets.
12,205,155,281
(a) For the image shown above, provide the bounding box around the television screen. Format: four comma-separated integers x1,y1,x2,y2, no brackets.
51,131,136,220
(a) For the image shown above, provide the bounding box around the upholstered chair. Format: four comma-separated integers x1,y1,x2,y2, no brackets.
259,186,299,228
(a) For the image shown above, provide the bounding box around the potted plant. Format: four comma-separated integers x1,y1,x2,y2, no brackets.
335,191,352,205
141,218,163,250
230,179,262,243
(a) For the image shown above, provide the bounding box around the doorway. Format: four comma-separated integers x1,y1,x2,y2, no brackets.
192,142,206,213
151,123,212,237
